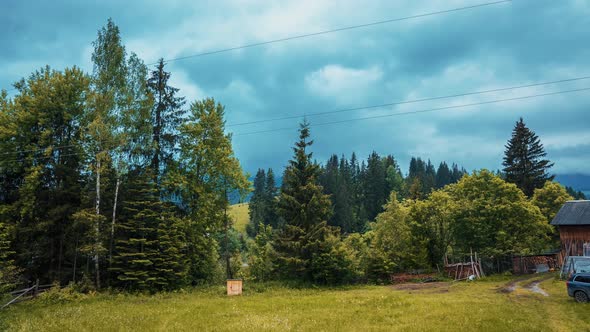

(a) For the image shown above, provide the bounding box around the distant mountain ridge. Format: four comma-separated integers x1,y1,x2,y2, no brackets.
555,173,590,191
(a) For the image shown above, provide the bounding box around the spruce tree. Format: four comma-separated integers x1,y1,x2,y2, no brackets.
111,171,160,290
450,163,465,183
274,121,334,281
247,169,267,237
423,160,436,195
0,222,19,292
435,162,451,188
566,186,586,200
147,59,186,189
264,168,279,227
153,213,189,290
363,151,387,221
349,153,367,231
503,118,554,197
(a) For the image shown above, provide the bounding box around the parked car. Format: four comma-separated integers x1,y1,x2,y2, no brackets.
567,273,590,303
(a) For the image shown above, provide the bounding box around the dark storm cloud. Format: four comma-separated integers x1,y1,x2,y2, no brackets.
1,0,588,175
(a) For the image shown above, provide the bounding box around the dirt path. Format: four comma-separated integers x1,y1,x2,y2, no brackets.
391,282,451,293
522,275,554,297
497,273,553,296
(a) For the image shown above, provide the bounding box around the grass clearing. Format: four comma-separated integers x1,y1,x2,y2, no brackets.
1,274,589,331
229,203,249,234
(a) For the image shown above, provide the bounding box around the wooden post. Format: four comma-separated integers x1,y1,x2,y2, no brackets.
34,279,39,298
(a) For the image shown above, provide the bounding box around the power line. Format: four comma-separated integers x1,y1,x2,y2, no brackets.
2,1,511,91
5,87,588,159
233,87,590,136
150,0,511,65
5,76,590,156
227,75,590,127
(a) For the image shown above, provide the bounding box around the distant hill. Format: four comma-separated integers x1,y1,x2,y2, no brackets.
555,173,590,191
228,175,283,204
228,203,249,234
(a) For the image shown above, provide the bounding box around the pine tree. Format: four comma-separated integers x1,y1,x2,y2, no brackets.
384,155,404,198
450,163,465,183
153,213,189,290
247,169,267,237
565,186,586,200
435,162,452,188
503,118,554,197
423,160,436,195
349,152,367,232
147,59,186,190
0,222,19,292
111,171,160,291
363,152,387,221
274,121,334,281
264,168,279,227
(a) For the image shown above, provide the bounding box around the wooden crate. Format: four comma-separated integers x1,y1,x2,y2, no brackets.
226,279,242,296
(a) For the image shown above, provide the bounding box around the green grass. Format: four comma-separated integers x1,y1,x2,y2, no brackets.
229,203,249,234
1,274,589,331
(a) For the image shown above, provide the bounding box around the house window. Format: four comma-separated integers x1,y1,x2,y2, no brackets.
584,242,590,256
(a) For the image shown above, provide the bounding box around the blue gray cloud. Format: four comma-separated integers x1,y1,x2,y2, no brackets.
2,0,589,175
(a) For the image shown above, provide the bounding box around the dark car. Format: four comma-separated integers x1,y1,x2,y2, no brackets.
567,273,590,303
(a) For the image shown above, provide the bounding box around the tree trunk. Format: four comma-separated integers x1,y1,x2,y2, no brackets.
73,237,78,283
95,158,101,289
58,229,64,283
109,175,121,270
224,187,232,279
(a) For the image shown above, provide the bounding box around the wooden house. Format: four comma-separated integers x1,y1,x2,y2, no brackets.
550,200,590,264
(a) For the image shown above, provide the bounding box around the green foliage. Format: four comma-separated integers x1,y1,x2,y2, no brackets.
37,283,87,305
447,170,551,257
366,193,428,281
532,181,574,222
146,58,186,188
247,168,278,236
0,222,19,293
171,97,250,284
153,215,189,290
111,171,163,291
274,121,354,284
247,224,276,281
407,190,455,267
309,230,355,284
565,186,586,200
503,117,554,197
342,233,370,281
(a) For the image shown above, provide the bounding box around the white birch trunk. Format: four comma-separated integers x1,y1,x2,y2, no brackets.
95,157,101,289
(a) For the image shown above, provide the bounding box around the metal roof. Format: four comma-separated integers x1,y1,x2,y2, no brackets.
551,200,590,226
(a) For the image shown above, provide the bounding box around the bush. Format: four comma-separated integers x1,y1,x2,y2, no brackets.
38,283,87,304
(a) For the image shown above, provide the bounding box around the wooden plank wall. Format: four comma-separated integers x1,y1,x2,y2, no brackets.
558,226,590,265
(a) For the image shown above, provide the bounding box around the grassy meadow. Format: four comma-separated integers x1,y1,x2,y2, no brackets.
229,203,249,234
1,274,589,331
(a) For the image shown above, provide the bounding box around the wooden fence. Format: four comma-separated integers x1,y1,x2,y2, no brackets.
1,280,53,309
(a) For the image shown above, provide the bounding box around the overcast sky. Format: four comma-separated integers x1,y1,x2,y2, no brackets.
2,0,589,176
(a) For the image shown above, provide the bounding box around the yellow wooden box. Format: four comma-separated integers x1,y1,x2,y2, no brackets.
226,279,242,296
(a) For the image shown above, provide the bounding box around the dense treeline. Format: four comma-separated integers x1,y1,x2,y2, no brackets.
0,19,248,292
248,154,467,236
